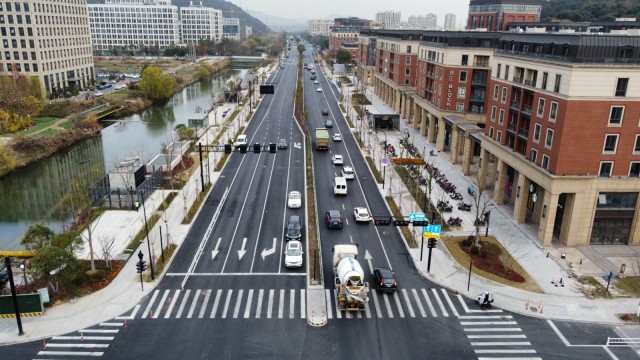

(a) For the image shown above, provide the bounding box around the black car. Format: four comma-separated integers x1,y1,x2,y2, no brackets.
277,139,288,149
373,267,397,292
322,109,329,115
286,215,302,240
325,210,343,229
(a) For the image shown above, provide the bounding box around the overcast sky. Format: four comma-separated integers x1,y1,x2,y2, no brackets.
228,0,469,27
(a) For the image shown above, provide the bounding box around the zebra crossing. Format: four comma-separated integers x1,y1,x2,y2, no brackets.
136,287,461,320
34,317,132,359
454,294,542,360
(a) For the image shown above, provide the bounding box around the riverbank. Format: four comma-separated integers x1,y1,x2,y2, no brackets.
0,57,230,178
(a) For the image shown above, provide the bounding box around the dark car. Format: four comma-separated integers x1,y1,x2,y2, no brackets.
322,109,329,116
373,267,397,292
277,139,288,149
326,210,343,229
286,215,303,240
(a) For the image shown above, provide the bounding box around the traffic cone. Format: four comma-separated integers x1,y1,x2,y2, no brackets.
43,339,47,349
123,319,128,328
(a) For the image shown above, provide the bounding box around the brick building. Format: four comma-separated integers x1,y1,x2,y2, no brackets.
467,0,541,31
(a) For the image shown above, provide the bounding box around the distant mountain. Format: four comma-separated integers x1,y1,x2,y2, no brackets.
85,0,270,33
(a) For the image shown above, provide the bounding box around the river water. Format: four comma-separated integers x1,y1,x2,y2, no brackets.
0,68,248,250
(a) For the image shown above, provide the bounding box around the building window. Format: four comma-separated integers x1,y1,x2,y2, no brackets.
541,155,549,170
603,134,619,153
493,85,499,100
554,74,561,93
461,54,468,66
491,106,496,121
545,129,554,148
501,87,507,103
460,71,467,82
629,162,640,177
549,102,558,122
457,87,466,98
635,135,640,153
489,126,494,138
499,109,505,125
599,162,613,177
609,106,624,126
533,123,541,143
530,148,537,163
497,130,502,142
616,78,628,97
537,98,545,117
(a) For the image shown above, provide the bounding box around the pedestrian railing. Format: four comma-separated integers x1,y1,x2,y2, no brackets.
606,337,640,346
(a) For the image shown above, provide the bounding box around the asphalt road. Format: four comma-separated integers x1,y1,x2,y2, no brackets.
4,45,639,360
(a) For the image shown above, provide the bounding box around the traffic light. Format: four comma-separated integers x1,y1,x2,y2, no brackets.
224,144,232,154
427,238,438,248
393,219,410,226
269,143,277,153
374,216,391,226
253,143,261,153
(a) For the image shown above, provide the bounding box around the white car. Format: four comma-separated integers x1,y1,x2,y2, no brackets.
287,191,302,209
316,87,322,92
341,166,355,180
332,154,344,165
284,240,303,268
332,133,342,141
353,207,372,222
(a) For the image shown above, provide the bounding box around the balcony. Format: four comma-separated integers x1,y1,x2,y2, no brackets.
507,123,517,133
518,128,529,139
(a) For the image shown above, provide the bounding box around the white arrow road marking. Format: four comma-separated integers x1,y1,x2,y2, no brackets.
211,237,222,260
261,237,277,260
238,238,248,260
364,250,373,274
294,142,301,149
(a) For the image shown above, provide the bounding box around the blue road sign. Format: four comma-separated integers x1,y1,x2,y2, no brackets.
409,213,425,221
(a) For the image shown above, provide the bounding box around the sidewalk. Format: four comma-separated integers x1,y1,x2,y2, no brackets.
337,74,640,324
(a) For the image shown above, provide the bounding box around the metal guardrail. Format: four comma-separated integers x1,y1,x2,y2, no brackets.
606,337,640,346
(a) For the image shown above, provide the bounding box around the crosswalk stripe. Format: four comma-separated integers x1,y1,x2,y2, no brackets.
164,289,180,318
244,289,254,318
300,289,306,318
267,289,274,319
176,289,191,318
471,342,531,346
333,290,342,319
278,289,285,319
370,290,382,318
289,289,295,319
412,289,427,317
382,292,394,318
198,290,212,319
210,289,222,318
255,289,264,319
325,289,333,319
392,292,405,318
154,290,169,318
461,321,518,326
401,289,415,318
468,335,527,339
187,289,201,319
233,289,244,318
430,288,448,317
421,289,437,317
142,290,159,318
440,289,459,317
464,328,522,332
221,290,233,318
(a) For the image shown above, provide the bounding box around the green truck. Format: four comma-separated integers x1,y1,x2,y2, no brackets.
315,128,329,150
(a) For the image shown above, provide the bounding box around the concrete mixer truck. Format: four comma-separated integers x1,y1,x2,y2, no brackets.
332,244,369,311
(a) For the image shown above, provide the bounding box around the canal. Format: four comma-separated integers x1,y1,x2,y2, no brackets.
0,68,248,250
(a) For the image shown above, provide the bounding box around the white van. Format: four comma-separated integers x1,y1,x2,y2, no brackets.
333,177,347,195
234,135,248,147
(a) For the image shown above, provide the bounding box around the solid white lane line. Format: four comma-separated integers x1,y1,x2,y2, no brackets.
187,289,201,319
233,289,244,318
244,289,254,318
440,289,459,317
221,289,233,318
393,292,405,318
300,289,306,318
210,289,222,318
198,289,212,319
267,289,274,319
401,289,415,318
255,289,264,319
371,290,382,318
164,289,180,318
176,289,191,318
141,290,159,318
325,289,333,319
430,288,448,317
412,289,427,317
421,289,437,317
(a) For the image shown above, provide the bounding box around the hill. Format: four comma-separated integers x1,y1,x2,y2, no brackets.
542,0,640,22
85,0,270,34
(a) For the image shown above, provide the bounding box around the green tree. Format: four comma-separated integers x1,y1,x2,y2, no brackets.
336,49,352,64
138,66,175,102
21,224,55,251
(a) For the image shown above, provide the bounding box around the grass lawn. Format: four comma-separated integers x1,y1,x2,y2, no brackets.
443,235,542,293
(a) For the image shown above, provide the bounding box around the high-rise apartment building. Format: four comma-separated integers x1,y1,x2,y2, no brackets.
88,0,180,53
309,20,333,36
0,0,95,95
467,0,541,31
375,11,401,29
180,3,223,44
444,13,457,30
